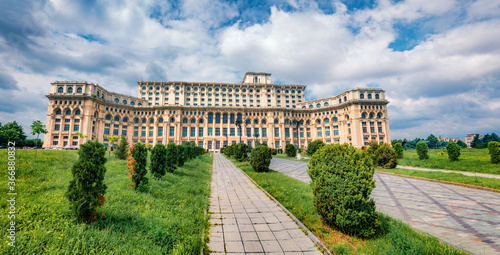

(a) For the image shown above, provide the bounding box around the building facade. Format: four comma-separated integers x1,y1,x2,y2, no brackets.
43,72,391,150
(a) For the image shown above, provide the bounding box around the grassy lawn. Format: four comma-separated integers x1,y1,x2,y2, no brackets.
227,156,465,255
0,149,212,254
273,153,310,162
376,168,500,191
399,148,499,174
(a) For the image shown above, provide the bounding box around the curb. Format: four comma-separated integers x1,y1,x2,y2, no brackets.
376,171,500,193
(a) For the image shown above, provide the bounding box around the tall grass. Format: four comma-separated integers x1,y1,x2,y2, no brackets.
0,149,212,254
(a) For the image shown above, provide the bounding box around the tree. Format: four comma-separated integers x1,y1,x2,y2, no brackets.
151,143,167,179
457,140,467,148
0,121,27,146
106,136,119,157
166,143,178,173
306,139,325,156
427,134,438,149
394,142,404,158
285,144,297,157
30,120,48,165
114,136,129,160
488,141,500,164
308,144,379,238
416,141,429,160
446,142,461,161
66,140,107,222
471,134,480,148
130,142,148,191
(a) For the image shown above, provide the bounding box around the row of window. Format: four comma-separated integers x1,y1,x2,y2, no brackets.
140,86,302,94
57,87,83,93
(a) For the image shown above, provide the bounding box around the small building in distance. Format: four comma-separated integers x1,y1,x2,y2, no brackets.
464,134,483,148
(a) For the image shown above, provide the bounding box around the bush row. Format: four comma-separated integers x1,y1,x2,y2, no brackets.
367,141,398,169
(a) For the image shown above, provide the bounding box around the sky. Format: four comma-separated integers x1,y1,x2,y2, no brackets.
0,0,499,140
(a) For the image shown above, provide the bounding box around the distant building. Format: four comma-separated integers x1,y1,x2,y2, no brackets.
464,134,483,148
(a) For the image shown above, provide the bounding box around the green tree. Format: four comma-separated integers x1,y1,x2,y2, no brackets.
151,144,167,179
446,142,461,161
306,139,325,156
30,120,48,165
114,136,129,160
106,136,119,157
130,142,148,191
416,141,429,160
250,145,272,172
0,121,27,146
457,140,467,148
427,134,438,149
471,134,480,148
166,143,178,173
488,141,500,164
285,143,297,157
66,140,107,222
372,143,398,169
308,144,379,238
394,142,404,158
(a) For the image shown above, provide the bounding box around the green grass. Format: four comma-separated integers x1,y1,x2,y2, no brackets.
399,148,499,174
0,149,212,254
376,168,500,191
227,156,466,255
273,153,310,162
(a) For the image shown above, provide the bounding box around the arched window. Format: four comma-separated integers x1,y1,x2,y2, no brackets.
199,119,204,123
245,119,251,125
368,94,372,99
138,103,142,106
333,117,338,122
158,118,163,123
66,110,71,115
123,117,128,122
191,118,196,123
58,87,63,93
75,109,81,115
156,87,160,90
170,118,175,122
360,93,365,99
142,118,146,123
377,113,382,118
230,114,235,124
150,119,154,123
67,87,73,93
223,113,228,124
130,101,135,106
134,118,139,123
324,102,329,106
149,86,153,90
254,119,258,124
347,115,350,120
344,96,347,102
369,113,374,119
274,119,279,124
324,118,330,124
309,105,313,109
56,109,61,115
105,115,111,120
302,106,306,109
361,113,366,119
254,77,258,83
77,87,82,93
316,103,321,108
123,100,127,105
339,99,342,104
114,116,120,121
142,86,146,90
114,98,119,103
215,113,221,124
375,94,380,99
285,119,290,125
237,113,242,121
97,91,100,97
208,113,213,123
262,119,267,124
316,119,321,124
183,118,188,123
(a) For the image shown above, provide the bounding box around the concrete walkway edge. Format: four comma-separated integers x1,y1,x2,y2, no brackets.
230,159,332,255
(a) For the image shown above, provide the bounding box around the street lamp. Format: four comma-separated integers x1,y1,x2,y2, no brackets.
235,119,243,144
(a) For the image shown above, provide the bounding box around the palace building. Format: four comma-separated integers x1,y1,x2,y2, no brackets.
43,72,391,150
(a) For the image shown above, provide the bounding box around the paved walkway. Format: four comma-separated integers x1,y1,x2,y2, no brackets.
207,154,322,254
269,158,500,255
397,165,500,179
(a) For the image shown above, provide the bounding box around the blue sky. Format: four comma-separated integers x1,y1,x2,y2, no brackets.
0,0,499,139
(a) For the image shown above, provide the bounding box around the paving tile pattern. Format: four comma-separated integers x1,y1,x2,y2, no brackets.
269,158,500,255
208,153,322,254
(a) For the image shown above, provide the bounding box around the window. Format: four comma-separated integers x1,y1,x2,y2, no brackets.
114,116,120,121
141,131,146,136
58,87,64,93
134,118,139,123
223,113,228,124
67,87,73,93
285,128,290,137
361,113,366,119
66,110,71,115
182,127,188,137
199,127,203,137
317,131,322,137
76,87,82,93
158,127,163,136
324,118,329,124
363,127,367,133
123,117,128,122
230,114,235,124
190,127,196,137
368,94,372,99
333,117,338,122
246,128,251,137
74,125,79,131
375,94,380,99
54,124,60,131
371,127,375,133
183,118,188,123
230,128,235,136
215,113,221,124
360,93,365,99
122,130,127,136
208,128,213,136
324,102,329,106
262,128,267,137
169,127,175,136
114,129,119,135
274,128,279,137
274,119,279,124
104,128,110,135
114,98,119,103
208,113,213,123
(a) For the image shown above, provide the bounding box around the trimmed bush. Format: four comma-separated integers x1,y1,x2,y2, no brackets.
285,144,297,157
250,145,272,172
114,136,129,160
446,142,461,161
372,143,398,169
306,139,325,156
166,143,178,173
66,140,107,222
457,140,467,148
394,142,404,158
488,141,500,164
416,141,429,160
271,148,278,155
234,143,250,162
177,145,187,167
151,143,167,179
130,142,148,190
308,143,379,238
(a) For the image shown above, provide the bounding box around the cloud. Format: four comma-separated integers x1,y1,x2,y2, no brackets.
0,70,19,90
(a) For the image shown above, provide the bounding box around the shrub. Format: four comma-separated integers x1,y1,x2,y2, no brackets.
446,142,461,161
372,143,398,169
457,140,467,148
233,143,250,162
66,140,107,222
250,145,272,172
223,144,234,157
366,140,380,155
285,144,297,157
488,141,500,164
306,140,325,156
278,148,283,154
130,142,148,190
416,141,429,160
165,143,178,173
308,144,379,238
271,148,278,155
114,136,129,160
394,142,404,158
220,147,225,154
151,144,167,179
177,145,187,167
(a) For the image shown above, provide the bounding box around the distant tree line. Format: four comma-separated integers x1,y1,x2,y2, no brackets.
392,133,499,150
471,133,499,149
0,121,44,147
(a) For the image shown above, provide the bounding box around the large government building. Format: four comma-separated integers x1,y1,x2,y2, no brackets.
43,72,391,150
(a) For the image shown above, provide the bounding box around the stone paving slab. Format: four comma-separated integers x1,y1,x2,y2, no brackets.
269,157,500,255
208,154,322,254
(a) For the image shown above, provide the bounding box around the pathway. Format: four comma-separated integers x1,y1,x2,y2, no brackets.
396,165,500,179
207,153,323,254
269,158,500,255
